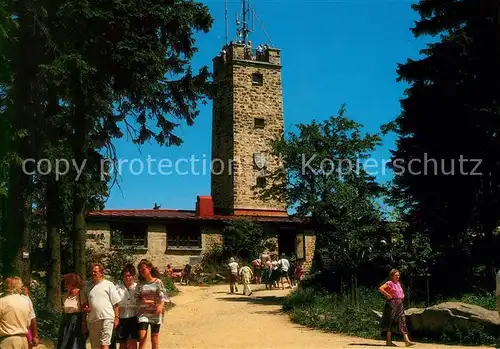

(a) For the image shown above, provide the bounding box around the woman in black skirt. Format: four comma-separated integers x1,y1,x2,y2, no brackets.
56,273,87,349
378,269,415,347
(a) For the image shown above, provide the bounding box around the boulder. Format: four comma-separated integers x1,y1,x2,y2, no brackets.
405,302,500,338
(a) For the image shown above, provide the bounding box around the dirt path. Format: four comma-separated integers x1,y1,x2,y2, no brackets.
153,284,490,349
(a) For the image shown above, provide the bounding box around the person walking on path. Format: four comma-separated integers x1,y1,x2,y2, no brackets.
228,258,239,293
56,273,87,349
85,263,121,349
238,264,253,296
378,269,415,347
135,259,168,349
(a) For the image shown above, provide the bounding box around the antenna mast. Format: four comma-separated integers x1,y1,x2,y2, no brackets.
225,0,228,45
236,0,252,43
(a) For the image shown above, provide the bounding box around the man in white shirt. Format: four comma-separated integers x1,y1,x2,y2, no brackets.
84,263,121,349
228,257,239,293
0,277,33,349
278,254,292,290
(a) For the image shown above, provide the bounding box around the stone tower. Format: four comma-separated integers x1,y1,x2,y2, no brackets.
211,43,287,217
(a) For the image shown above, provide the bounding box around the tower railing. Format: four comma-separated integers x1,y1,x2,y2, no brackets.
215,43,280,66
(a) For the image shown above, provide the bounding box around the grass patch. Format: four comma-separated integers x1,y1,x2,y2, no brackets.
283,282,499,346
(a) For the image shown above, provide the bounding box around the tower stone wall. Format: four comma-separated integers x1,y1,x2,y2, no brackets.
211,43,287,216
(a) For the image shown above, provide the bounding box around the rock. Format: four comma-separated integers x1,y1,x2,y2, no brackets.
405,302,500,338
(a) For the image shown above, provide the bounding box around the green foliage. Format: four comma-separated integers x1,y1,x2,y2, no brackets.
189,245,229,285
221,219,275,262
158,274,179,296
85,232,136,282
385,0,500,294
30,282,61,343
283,286,383,339
259,105,389,296
283,284,499,346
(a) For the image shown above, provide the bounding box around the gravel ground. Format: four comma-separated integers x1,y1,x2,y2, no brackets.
148,284,491,349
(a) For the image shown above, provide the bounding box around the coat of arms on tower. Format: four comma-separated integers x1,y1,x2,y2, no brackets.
253,152,267,169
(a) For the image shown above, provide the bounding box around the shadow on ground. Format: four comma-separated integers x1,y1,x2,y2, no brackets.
218,295,285,306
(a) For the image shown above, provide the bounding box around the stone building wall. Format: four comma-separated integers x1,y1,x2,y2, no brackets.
87,222,111,250
303,231,316,271
201,227,223,250
211,56,235,213
232,60,286,212
86,222,225,269
211,43,287,214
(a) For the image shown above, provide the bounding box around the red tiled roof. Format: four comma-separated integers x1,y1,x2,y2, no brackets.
88,209,196,218
86,209,308,223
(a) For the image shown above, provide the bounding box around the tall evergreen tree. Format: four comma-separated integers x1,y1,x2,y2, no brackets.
387,0,500,293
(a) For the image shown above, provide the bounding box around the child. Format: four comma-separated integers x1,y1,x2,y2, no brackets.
295,262,304,284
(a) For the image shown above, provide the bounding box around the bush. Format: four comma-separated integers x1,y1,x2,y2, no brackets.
158,274,179,296
283,282,499,346
30,282,61,343
283,285,384,339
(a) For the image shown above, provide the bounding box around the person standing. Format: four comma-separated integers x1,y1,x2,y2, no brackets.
251,258,262,284
56,273,87,349
227,258,239,293
0,277,34,349
84,263,121,349
378,269,415,347
238,264,253,296
277,254,292,289
115,264,139,349
135,259,168,349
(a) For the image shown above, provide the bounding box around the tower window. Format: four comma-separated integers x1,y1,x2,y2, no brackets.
254,118,265,129
256,176,267,187
252,72,264,85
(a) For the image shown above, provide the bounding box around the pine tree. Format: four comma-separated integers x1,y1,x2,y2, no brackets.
387,0,500,293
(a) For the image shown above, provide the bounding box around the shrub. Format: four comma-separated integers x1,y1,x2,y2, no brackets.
30,281,61,343
158,274,179,296
283,282,499,346
221,218,275,262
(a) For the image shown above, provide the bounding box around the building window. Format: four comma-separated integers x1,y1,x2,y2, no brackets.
256,176,267,187
252,72,263,85
109,222,147,248
254,118,265,129
167,224,202,249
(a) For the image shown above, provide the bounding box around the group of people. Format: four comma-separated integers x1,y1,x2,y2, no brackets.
0,258,170,349
226,253,305,295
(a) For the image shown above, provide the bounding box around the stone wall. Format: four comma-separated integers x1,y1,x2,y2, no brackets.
232,60,286,212
211,56,235,213
86,222,111,250
201,228,223,251
211,43,286,213
303,231,316,271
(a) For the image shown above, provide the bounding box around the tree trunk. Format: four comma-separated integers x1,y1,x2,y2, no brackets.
46,178,61,310
3,2,36,281
72,86,88,281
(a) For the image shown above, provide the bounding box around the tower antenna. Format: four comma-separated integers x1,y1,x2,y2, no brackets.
236,0,252,43
225,0,228,45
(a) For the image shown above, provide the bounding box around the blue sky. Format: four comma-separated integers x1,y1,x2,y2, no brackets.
104,0,428,211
